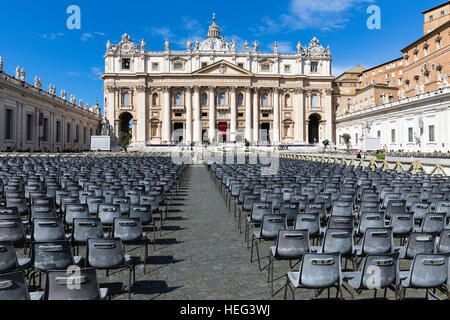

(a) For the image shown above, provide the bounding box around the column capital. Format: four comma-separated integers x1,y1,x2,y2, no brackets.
162,86,171,93
185,86,193,93
208,86,216,93
273,87,282,95
244,86,252,93
135,86,147,93
294,88,305,95
229,86,238,93
192,85,201,93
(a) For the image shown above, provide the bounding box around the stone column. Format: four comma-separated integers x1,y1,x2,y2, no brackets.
294,88,305,143
245,88,252,142
324,88,333,143
253,88,259,142
230,87,237,142
136,86,147,146
273,88,280,143
193,86,201,143
162,87,171,143
208,87,216,142
185,87,192,144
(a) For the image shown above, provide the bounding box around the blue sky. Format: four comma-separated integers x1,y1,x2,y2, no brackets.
0,0,444,114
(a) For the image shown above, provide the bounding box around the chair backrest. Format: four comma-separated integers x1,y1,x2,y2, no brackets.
405,233,436,259
30,206,57,221
384,198,405,218
0,271,30,300
0,207,20,220
0,241,20,273
32,218,66,242
409,254,448,288
44,268,101,300
411,202,431,221
436,201,450,215
299,252,341,289
113,218,143,242
275,230,310,259
129,205,153,225
358,212,385,235
65,204,90,225
86,238,125,269
279,202,300,222
112,197,131,215
250,202,273,222
327,216,354,230
436,230,450,254
73,218,104,243
0,218,25,244
98,204,121,226
305,203,326,220
322,228,353,256
420,213,446,235
31,241,74,271
294,213,320,236
359,201,380,215
259,215,287,240
360,253,400,289
331,201,353,217
361,228,393,255
5,197,27,214
86,197,105,216
390,212,414,236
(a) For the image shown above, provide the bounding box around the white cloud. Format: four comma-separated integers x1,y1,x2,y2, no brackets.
89,67,103,80
81,32,107,42
66,71,81,77
41,33,64,40
256,0,376,33
265,41,295,54
148,27,174,39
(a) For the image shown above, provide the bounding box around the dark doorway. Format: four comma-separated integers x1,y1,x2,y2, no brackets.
202,130,209,143
119,112,133,137
308,114,320,144
260,123,271,143
173,123,184,143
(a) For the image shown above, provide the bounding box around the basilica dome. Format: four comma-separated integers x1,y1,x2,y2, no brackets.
198,15,232,52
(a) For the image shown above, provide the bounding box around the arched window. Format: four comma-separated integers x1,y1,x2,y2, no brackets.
201,93,208,106
285,94,291,107
237,93,244,106
152,93,159,105
219,92,226,106
175,93,183,106
311,94,318,108
261,93,269,107
122,92,131,106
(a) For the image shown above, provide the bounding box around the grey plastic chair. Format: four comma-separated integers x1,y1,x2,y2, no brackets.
342,253,400,299
268,230,311,296
0,241,31,274
43,268,109,300
279,202,300,224
86,238,136,300
399,253,449,299
390,212,414,245
65,204,90,226
98,204,121,227
435,230,450,254
294,213,321,243
0,271,42,300
72,218,105,255
331,201,353,217
284,252,343,300
250,214,287,271
357,212,385,238
354,228,394,260
245,201,273,245
313,228,355,270
417,213,446,236
395,232,436,259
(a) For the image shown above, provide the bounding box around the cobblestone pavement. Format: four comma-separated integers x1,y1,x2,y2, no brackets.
42,164,433,300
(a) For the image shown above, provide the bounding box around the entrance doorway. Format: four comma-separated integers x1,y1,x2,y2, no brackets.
173,123,184,143
218,122,228,143
119,112,133,142
260,123,271,143
308,114,320,144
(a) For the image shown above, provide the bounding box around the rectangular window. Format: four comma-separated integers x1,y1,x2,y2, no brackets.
237,63,244,69
408,127,413,142
201,112,208,117
377,131,381,138
238,113,244,117
441,11,445,16
398,78,403,85
355,133,358,143
284,65,291,73
56,121,61,143
173,62,183,70
310,62,318,73
339,136,342,145
429,15,433,21
174,113,182,117
262,113,269,118
152,62,159,71
261,64,270,71
26,114,33,141
43,118,49,142
201,62,208,68
67,124,71,143
83,127,87,144
90,128,93,139
391,129,396,143
5,109,13,140
429,125,435,142
122,58,130,70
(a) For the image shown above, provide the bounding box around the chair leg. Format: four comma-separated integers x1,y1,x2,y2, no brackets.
250,234,255,262
283,277,289,300
255,239,262,271
144,242,148,274
128,267,132,300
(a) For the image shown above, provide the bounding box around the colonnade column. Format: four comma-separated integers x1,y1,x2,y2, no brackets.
245,88,252,142
136,86,147,146
193,86,201,144
273,88,280,143
294,88,305,143
208,87,216,143
324,88,333,143
185,87,192,144
162,87,171,143
230,87,237,142
253,88,259,143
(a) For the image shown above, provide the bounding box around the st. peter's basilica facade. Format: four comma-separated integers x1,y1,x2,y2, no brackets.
102,16,334,146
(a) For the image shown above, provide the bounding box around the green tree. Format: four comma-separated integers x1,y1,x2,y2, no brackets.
118,131,131,152
322,139,330,151
342,133,351,152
